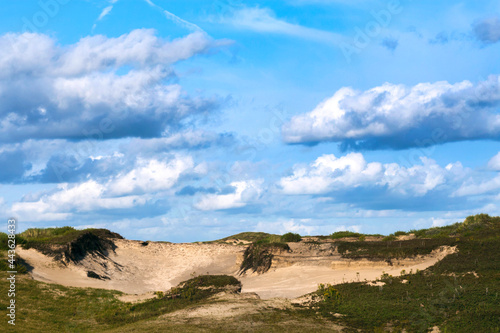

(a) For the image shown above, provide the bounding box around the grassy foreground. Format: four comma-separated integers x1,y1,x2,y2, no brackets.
0,214,499,332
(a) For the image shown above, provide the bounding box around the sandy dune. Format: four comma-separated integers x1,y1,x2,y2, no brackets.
17,239,456,299
239,246,456,299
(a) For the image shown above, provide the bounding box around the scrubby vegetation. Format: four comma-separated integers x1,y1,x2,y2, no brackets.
167,275,241,300
337,237,457,261
96,274,242,326
292,214,500,332
281,232,302,242
330,231,363,239
214,232,281,243
19,228,122,263
239,241,291,274
317,283,342,305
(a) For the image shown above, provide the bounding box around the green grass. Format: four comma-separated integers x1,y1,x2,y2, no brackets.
293,214,500,332
213,232,280,243
0,274,244,332
337,237,457,260
97,275,241,326
281,232,302,242
330,231,364,239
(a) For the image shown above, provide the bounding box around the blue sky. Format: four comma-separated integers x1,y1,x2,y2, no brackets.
0,0,499,242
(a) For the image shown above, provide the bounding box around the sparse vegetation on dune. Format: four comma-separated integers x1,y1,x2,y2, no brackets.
239,242,291,274
281,232,302,243
0,214,498,332
20,228,122,263
291,214,500,332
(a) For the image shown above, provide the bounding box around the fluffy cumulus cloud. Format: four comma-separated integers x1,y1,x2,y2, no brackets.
11,155,197,221
473,16,500,44
195,179,263,211
282,76,500,150
0,30,221,143
279,153,467,197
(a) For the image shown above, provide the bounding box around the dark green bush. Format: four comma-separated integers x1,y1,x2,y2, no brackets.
331,231,362,239
281,232,302,242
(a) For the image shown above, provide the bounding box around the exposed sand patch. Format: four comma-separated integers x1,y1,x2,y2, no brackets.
366,281,386,287
116,292,156,303
161,292,274,320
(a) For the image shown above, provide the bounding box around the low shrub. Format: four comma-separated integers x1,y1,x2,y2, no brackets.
317,283,342,305
331,231,362,239
281,232,302,242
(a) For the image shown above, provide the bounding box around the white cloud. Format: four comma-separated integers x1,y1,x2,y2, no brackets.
11,181,147,222
218,6,342,44
453,175,500,197
282,76,500,149
488,152,500,171
279,153,382,194
195,180,263,210
279,153,467,196
143,0,204,32
0,30,220,143
109,156,194,195
97,6,114,21
10,155,195,221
